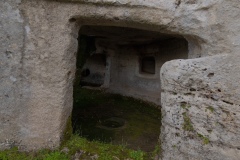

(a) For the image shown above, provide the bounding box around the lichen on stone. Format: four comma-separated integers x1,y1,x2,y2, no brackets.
180,102,191,109
206,106,214,113
197,133,210,145
182,112,194,131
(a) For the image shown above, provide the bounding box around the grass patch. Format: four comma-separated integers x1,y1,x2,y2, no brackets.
63,135,146,159
0,135,149,160
0,147,68,160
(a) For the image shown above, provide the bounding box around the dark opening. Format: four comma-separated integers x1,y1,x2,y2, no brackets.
72,25,188,155
80,54,106,87
81,68,90,77
140,56,156,74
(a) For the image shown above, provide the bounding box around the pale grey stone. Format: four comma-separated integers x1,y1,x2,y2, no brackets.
161,54,240,160
0,1,240,160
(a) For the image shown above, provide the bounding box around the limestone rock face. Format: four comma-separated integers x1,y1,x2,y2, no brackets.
0,0,240,156
161,53,240,160
0,0,25,149
51,0,240,58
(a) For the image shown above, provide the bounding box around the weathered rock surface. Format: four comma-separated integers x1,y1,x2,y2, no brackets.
161,53,240,160
0,0,25,149
0,0,240,157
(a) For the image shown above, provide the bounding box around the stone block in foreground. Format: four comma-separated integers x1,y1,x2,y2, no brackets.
160,54,240,160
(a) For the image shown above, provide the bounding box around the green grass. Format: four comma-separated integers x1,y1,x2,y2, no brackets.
64,135,147,159
0,147,68,160
0,135,148,160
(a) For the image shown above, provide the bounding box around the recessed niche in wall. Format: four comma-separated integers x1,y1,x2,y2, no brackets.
140,56,156,74
80,54,107,87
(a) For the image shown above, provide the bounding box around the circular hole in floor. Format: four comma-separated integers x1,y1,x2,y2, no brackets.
100,117,125,129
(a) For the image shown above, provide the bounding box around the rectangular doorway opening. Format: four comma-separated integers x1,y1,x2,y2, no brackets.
71,25,188,157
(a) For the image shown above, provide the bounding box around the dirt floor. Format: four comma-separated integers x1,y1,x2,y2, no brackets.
72,88,161,152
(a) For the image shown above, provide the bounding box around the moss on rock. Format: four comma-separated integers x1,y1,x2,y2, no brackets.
182,112,194,131
61,115,73,146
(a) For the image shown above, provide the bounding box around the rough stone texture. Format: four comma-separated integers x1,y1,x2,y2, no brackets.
15,0,79,150
0,0,240,156
0,0,25,149
51,0,240,58
161,53,240,160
